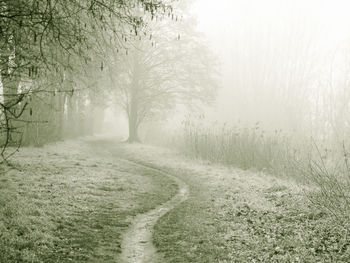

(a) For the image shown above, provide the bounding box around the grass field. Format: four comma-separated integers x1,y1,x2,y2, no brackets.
119,143,350,263
0,138,177,263
2,138,350,262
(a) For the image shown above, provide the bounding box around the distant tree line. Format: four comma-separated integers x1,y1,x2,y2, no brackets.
0,0,178,162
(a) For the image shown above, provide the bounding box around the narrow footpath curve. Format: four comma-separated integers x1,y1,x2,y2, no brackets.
119,160,190,263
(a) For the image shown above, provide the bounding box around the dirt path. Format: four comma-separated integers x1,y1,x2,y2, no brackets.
84,138,350,262
119,161,189,263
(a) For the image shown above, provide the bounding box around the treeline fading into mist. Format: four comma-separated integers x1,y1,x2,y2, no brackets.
0,0,218,162
143,8,350,231
0,0,176,162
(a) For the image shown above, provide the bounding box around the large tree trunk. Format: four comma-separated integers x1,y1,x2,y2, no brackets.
127,90,140,142
66,94,77,138
128,118,139,142
77,93,85,136
55,92,65,141
1,68,21,147
127,52,141,143
2,74,20,107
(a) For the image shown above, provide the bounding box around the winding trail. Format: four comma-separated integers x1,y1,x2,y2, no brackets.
119,160,190,263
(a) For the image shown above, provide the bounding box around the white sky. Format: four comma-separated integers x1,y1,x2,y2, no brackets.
191,0,350,50
189,0,350,123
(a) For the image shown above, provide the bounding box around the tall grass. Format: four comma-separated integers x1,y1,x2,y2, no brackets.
144,118,350,229
182,119,304,176
301,143,350,230
176,118,350,230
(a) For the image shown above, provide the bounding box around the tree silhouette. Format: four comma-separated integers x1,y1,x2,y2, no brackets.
0,0,175,161
111,15,218,142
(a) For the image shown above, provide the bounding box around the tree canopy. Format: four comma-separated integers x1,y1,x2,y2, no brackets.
111,10,218,142
0,0,178,160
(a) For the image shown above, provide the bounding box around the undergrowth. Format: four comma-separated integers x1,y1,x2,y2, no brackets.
165,118,350,234
182,119,302,176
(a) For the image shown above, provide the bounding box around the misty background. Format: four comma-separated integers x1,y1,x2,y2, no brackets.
193,0,350,134
3,1,350,262
103,0,350,146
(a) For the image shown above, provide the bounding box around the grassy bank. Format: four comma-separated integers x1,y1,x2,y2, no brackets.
0,138,177,263
119,143,350,263
173,121,350,231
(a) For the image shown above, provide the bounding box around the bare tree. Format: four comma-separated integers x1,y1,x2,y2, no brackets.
111,16,218,142
0,0,175,161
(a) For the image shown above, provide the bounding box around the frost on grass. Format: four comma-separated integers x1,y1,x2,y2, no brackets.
0,138,177,263
117,142,350,262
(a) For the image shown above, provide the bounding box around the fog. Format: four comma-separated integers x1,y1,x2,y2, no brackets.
3,2,350,260
2,0,350,145
188,0,350,137
94,0,350,144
